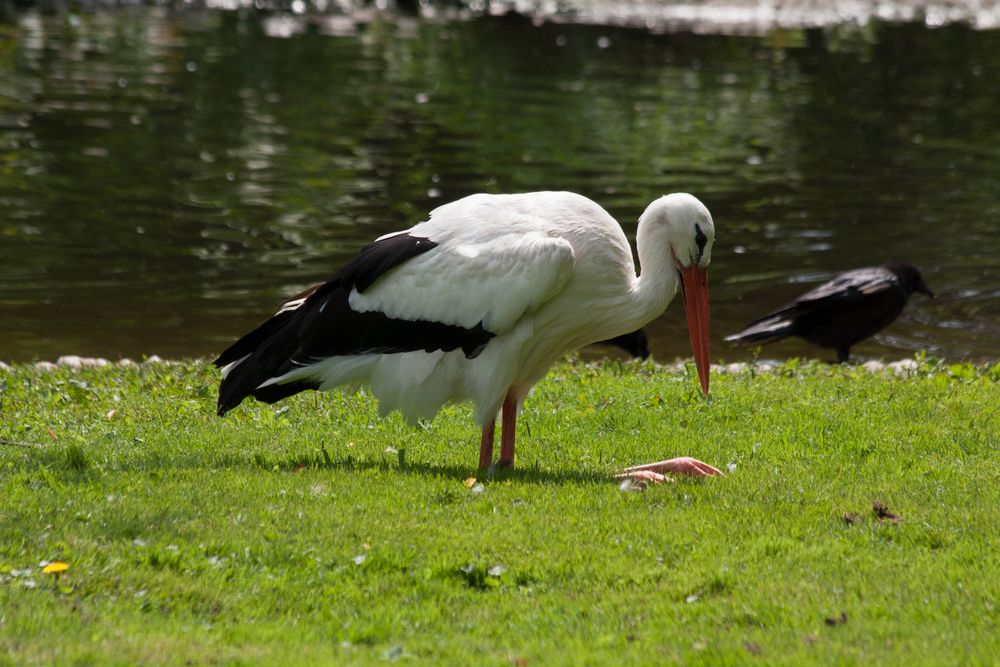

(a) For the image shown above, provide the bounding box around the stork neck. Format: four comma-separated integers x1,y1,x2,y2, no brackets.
630,225,678,327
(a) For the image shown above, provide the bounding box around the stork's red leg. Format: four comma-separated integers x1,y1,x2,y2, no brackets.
479,420,495,469
497,390,517,468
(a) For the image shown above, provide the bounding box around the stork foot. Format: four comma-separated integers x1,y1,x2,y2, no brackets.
616,456,723,481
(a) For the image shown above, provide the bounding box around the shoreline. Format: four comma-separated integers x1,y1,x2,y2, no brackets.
0,354,990,377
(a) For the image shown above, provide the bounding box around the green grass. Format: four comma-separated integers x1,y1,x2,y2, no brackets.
1,358,999,665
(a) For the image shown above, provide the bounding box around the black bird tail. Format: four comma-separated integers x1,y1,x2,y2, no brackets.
724,316,796,345
213,309,318,416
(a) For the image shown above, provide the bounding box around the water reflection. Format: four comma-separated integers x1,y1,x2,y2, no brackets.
0,9,997,362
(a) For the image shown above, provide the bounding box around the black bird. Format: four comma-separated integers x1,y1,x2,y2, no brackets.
725,263,934,362
601,329,650,359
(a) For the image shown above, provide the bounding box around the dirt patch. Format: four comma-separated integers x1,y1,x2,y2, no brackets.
873,500,903,523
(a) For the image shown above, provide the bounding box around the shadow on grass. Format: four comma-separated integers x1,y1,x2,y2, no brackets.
20,442,615,486
267,450,615,486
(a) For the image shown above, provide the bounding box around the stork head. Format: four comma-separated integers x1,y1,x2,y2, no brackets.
659,193,715,272
639,193,715,396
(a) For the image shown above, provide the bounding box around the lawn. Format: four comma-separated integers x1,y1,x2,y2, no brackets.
1,358,998,665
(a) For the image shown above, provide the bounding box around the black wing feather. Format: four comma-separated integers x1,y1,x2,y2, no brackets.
214,233,495,415
779,268,898,313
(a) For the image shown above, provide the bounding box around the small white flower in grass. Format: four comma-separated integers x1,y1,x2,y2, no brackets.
352,554,366,566
686,593,700,603
471,483,486,495
726,462,737,473
23,579,37,589
487,565,506,577
132,538,147,548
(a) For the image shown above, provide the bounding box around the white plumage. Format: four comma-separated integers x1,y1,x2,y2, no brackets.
215,190,716,474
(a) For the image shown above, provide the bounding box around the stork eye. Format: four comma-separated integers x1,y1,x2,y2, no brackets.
694,224,707,261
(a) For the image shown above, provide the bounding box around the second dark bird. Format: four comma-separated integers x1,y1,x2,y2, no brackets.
725,263,933,362
602,329,650,359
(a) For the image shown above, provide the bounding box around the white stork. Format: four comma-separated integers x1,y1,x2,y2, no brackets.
214,191,720,480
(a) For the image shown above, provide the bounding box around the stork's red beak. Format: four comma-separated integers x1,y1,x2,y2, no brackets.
680,265,710,396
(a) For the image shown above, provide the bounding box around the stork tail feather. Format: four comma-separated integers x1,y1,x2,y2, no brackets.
214,309,317,416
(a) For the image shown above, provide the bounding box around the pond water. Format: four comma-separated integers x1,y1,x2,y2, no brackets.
0,8,998,364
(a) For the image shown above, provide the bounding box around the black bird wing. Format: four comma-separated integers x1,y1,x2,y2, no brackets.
726,267,901,344
777,267,899,312
767,267,899,317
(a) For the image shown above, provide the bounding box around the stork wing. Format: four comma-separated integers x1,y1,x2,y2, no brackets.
350,230,576,334
214,229,574,414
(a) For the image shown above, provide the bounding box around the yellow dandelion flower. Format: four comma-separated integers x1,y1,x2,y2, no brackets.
42,561,69,574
